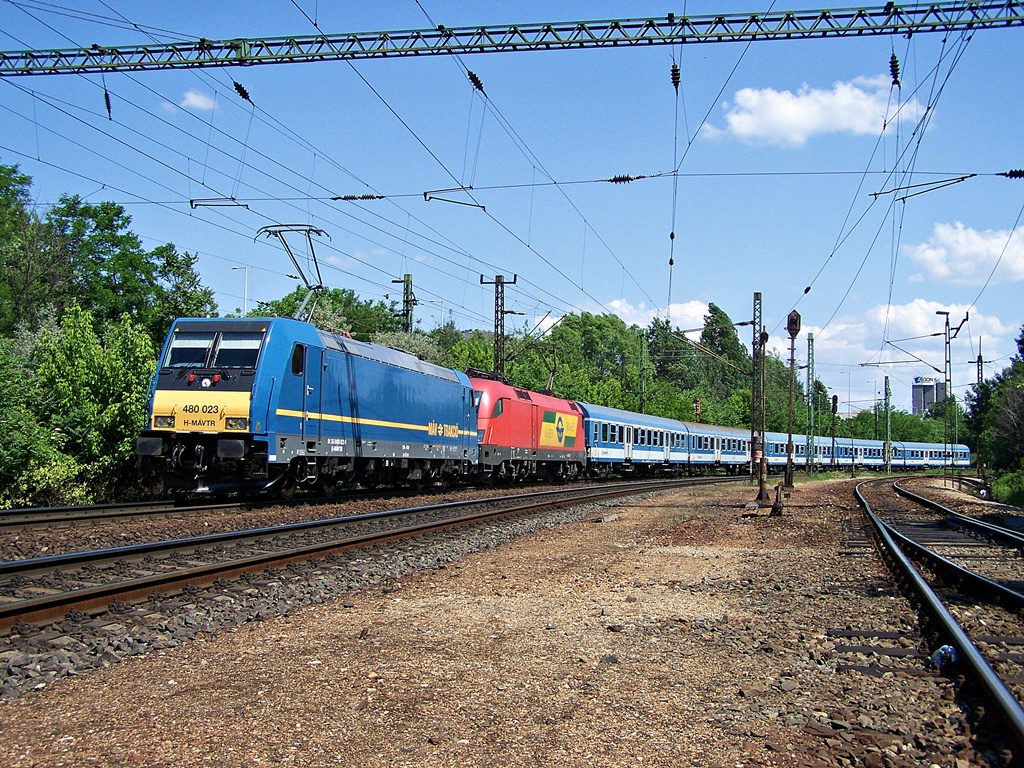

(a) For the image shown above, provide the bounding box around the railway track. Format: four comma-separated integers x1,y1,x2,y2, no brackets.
0,477,734,632
856,477,1024,755
0,486,452,530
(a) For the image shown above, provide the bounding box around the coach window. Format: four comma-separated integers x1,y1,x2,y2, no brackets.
601,423,608,442
291,344,305,375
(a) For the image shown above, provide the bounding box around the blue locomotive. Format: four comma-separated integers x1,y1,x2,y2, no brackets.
138,316,970,494
136,317,478,495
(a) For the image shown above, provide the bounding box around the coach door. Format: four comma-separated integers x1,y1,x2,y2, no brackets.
301,348,324,446
624,426,633,462
714,436,722,463
663,431,670,463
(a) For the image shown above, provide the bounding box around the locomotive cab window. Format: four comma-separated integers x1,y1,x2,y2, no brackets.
212,332,264,368
164,331,216,368
491,399,504,418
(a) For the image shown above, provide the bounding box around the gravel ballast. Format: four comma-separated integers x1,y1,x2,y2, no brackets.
0,480,1000,767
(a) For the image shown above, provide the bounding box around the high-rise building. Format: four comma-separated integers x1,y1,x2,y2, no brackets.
912,376,946,415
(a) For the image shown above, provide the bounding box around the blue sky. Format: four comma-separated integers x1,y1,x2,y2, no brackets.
2,1,1022,416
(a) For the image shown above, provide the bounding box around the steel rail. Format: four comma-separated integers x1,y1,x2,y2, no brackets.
0,477,731,630
2,3,1023,76
855,479,1024,751
0,499,237,529
893,480,1024,549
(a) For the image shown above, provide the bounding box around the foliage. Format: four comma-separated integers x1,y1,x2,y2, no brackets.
252,286,398,341
0,303,155,507
371,330,438,361
991,470,1024,507
965,324,1024,474
0,165,216,345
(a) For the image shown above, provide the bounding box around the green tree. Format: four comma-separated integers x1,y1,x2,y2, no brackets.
150,244,217,333
33,303,157,501
698,303,751,400
372,330,439,361
975,327,1024,472
0,164,74,335
254,286,398,341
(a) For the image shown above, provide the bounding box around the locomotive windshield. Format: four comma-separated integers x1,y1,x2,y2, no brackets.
165,331,215,367
164,330,265,369
212,332,264,368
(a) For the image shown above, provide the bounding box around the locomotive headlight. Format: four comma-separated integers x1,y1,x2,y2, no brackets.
226,417,249,430
155,415,175,428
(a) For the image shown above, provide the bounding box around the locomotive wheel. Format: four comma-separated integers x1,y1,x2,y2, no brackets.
278,474,298,500
318,474,339,497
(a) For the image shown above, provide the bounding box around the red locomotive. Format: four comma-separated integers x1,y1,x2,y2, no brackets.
470,377,586,482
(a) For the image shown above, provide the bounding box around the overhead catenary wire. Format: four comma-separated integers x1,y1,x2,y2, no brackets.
8,0,572,326
411,0,658,311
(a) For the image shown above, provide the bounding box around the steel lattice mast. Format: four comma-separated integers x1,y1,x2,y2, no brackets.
2,3,1023,76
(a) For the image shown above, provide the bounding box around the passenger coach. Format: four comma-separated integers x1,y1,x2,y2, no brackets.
579,402,689,475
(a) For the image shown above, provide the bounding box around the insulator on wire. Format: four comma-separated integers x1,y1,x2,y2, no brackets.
606,174,643,184
889,53,901,87
669,231,675,240
233,80,253,104
803,286,811,294
671,61,681,93
668,257,674,266
332,194,385,201
467,70,485,95
1000,169,1024,179
103,89,112,120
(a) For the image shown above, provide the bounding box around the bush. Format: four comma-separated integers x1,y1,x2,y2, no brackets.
991,469,1024,508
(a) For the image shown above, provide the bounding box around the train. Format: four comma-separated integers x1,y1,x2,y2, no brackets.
135,316,970,495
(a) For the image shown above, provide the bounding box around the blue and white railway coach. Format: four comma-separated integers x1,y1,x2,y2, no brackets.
687,423,751,472
892,440,971,470
137,317,478,495
578,402,689,475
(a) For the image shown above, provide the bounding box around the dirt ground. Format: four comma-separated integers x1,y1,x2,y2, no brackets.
0,480,984,767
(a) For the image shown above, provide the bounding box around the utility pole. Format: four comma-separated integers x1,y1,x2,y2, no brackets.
391,274,416,332
936,310,968,486
481,274,518,377
784,310,800,488
830,394,838,470
639,330,649,414
751,292,768,498
806,332,815,474
970,338,986,480
884,376,892,475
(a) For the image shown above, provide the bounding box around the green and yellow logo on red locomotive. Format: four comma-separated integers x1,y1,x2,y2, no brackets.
540,410,578,448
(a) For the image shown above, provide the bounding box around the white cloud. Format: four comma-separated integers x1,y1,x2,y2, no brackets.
868,298,1009,347
605,298,708,334
799,299,1011,411
907,221,1024,285
179,89,216,111
703,75,919,147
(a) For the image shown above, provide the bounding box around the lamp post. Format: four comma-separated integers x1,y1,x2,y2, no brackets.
232,265,249,316
428,299,447,328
